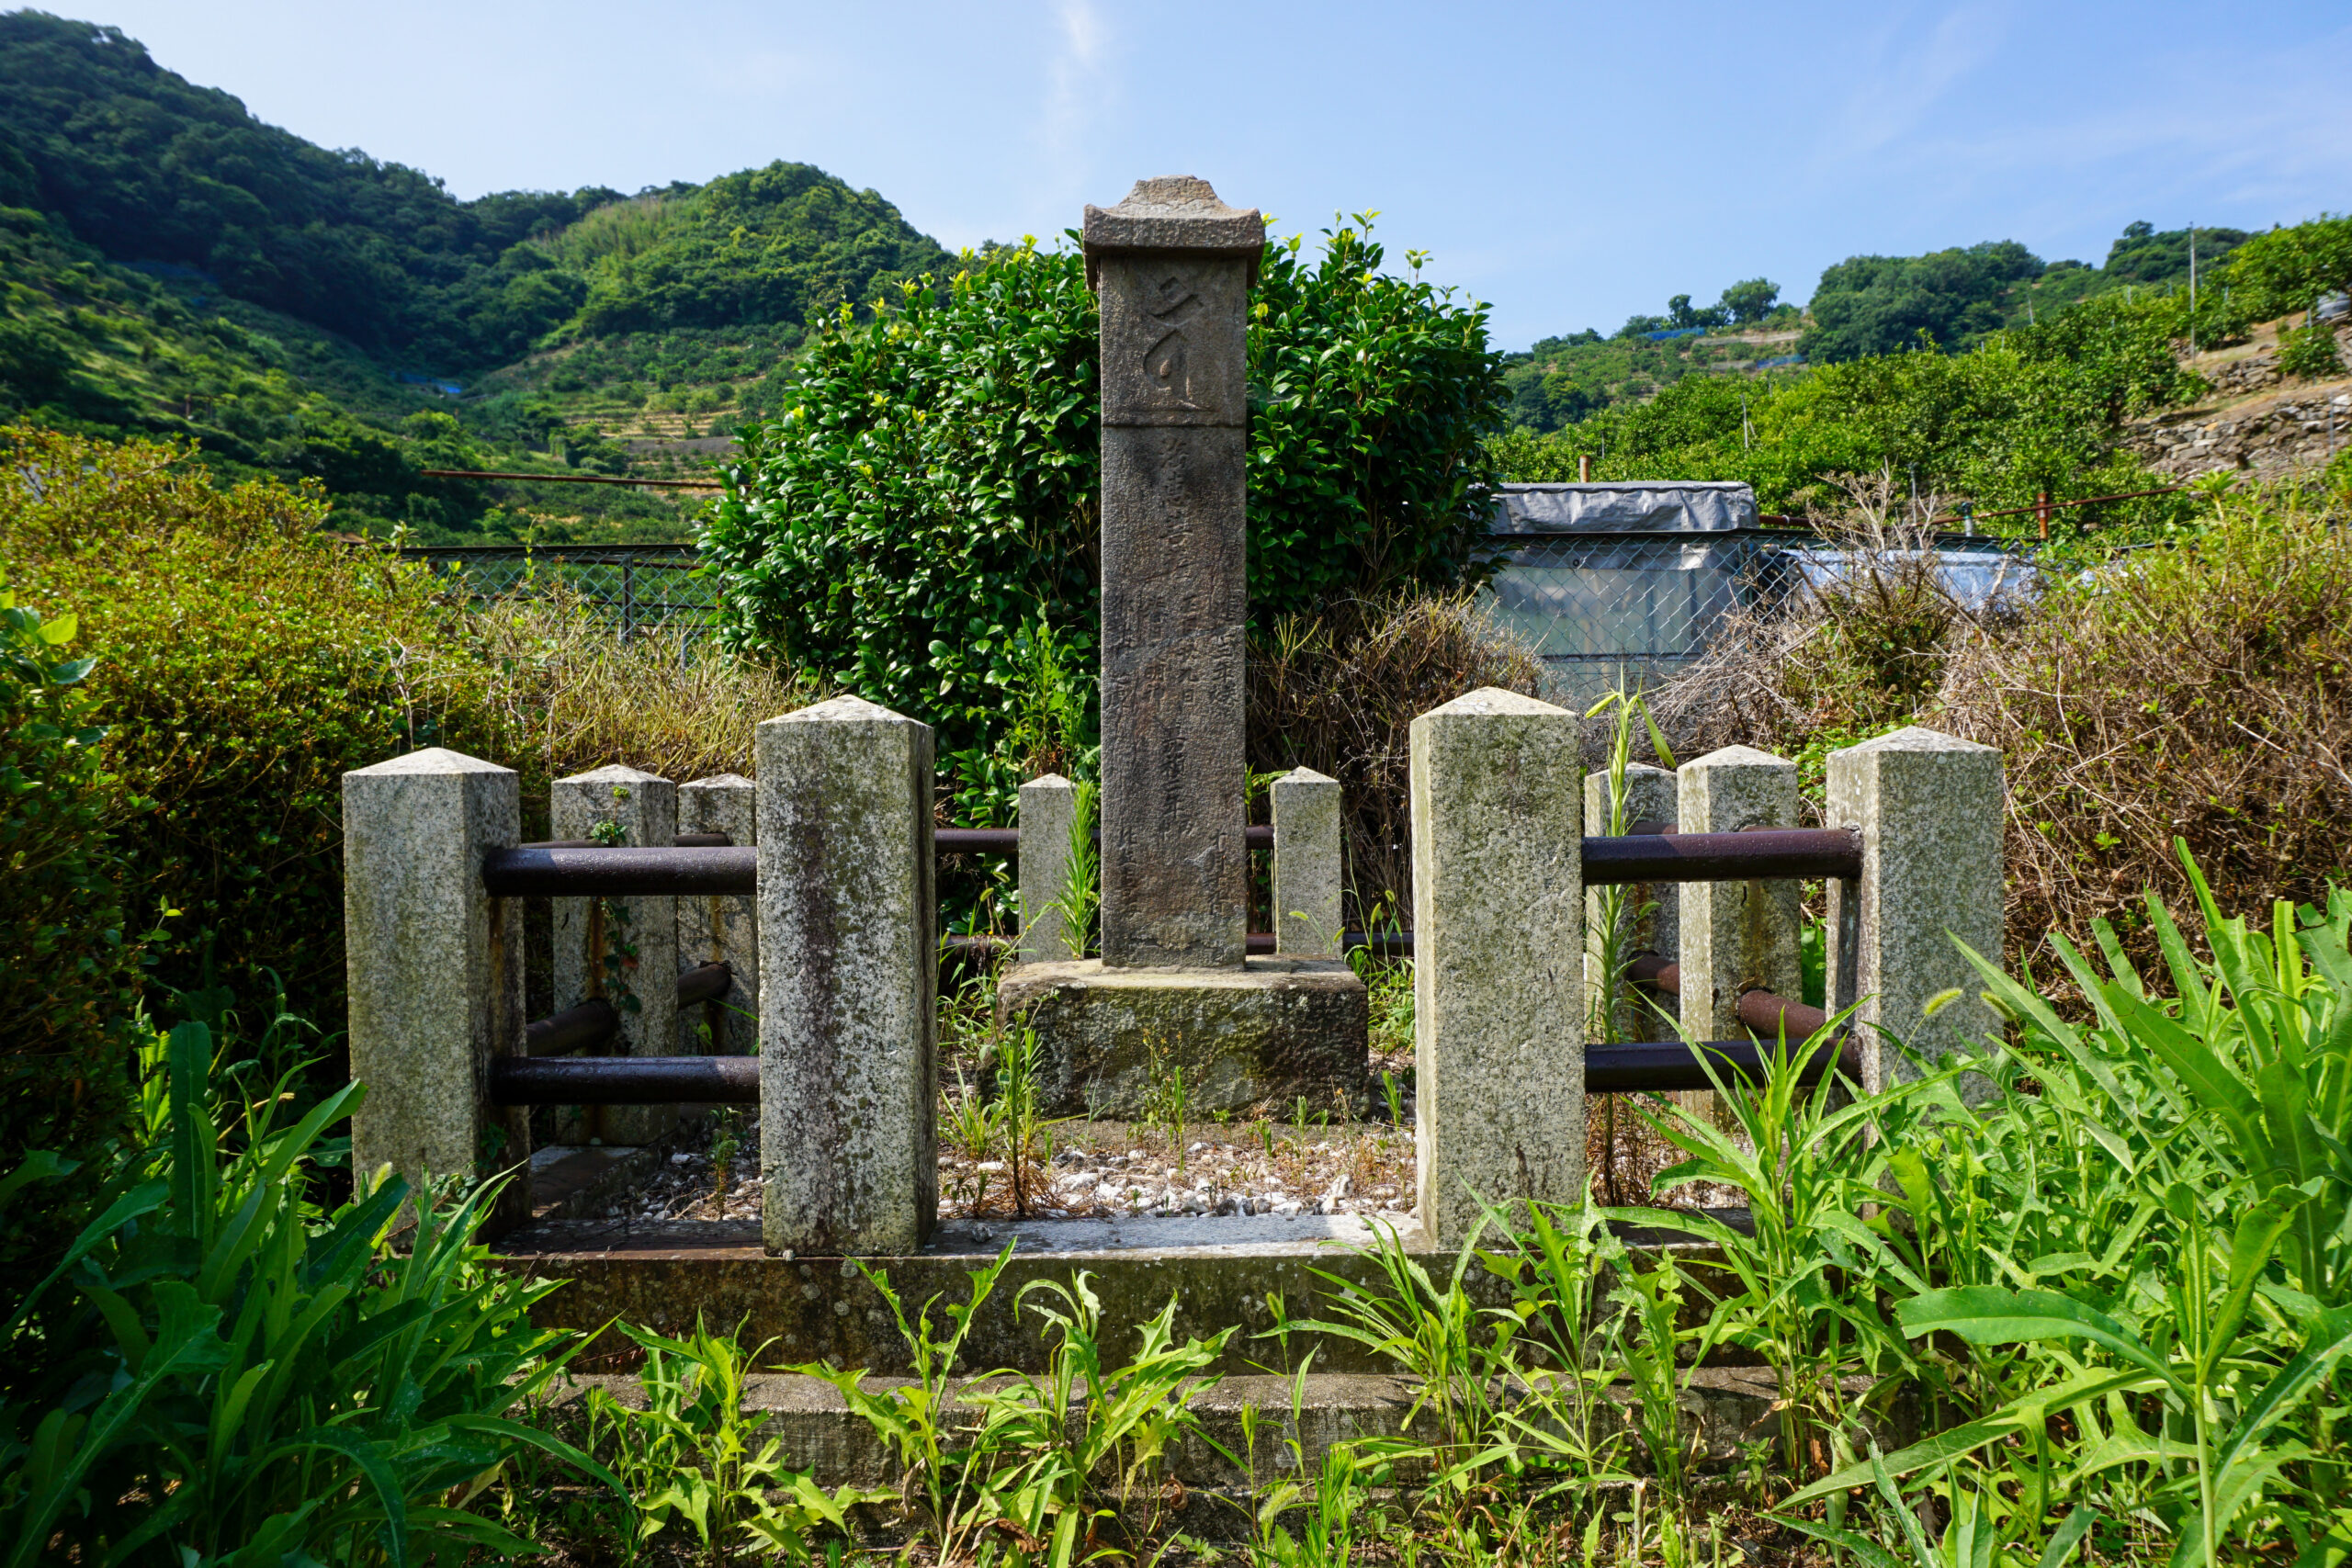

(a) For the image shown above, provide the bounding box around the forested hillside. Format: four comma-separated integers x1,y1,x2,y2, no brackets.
1503,220,2257,434
0,10,948,540
0,9,2339,546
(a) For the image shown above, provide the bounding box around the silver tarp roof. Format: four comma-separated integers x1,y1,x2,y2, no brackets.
1491,480,1758,534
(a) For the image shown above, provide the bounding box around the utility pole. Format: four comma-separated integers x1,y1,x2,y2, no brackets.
2189,221,2199,354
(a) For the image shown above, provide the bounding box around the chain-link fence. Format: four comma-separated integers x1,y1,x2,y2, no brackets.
403,533,2035,705
1482,528,2035,711
400,545,718,639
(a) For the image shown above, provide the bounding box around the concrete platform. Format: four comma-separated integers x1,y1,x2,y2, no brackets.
537,1363,1905,1537
994,956,1370,1117
491,1209,1749,1376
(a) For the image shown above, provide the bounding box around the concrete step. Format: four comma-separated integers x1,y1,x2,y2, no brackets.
493,1210,1749,1376
540,1366,1910,1540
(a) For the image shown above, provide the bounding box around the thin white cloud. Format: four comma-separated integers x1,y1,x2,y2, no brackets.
1813,3,2010,165
1816,25,2352,238
1032,0,1109,219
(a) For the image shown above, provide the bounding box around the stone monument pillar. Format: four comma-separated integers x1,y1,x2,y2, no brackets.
994,177,1369,1119
1085,175,1262,969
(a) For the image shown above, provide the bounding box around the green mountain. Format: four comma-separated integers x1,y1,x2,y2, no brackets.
1503,221,2256,434
0,10,951,541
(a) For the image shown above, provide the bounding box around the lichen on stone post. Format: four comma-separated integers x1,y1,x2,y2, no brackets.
1825,727,2005,1095
757,695,937,1256
1583,762,1677,1044
1410,687,1585,1247
680,773,757,1056
341,747,527,1231
1272,766,1344,956
552,762,679,1146
1676,747,1803,1126
1082,175,1264,971
1017,773,1079,964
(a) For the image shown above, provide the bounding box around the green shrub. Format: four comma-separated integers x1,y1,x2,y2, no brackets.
1,423,468,1027
2279,319,2347,380
0,583,142,1181
2225,213,2352,322
2,425,813,1038
704,220,1510,766
1492,290,2199,526
0,1017,610,1562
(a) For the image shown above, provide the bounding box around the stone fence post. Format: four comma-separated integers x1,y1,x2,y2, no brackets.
342,748,527,1232
1017,773,1078,964
1826,728,2005,1095
552,763,678,1147
1678,747,1803,1123
680,773,757,1056
1583,761,1677,1044
1272,766,1344,956
759,696,937,1256
1678,746,1804,1031
1410,688,1584,1247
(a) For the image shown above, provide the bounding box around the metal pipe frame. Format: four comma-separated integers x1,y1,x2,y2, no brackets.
1584,828,1861,886
491,1055,759,1105
1585,1036,1854,1092
485,829,1859,898
1623,952,1847,1075
521,962,732,1057
935,825,1276,855
483,844,757,897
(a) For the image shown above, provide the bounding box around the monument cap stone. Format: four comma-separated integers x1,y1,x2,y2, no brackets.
1081,175,1266,284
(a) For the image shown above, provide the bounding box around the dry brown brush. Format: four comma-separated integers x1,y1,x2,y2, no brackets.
1653,478,2352,970
1249,591,1544,925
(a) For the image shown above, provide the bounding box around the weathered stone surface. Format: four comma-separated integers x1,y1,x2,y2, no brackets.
552,764,679,1145
995,958,1369,1117
1584,762,1678,1043
2123,361,2352,481
1080,175,1266,288
1086,176,1261,971
1825,727,2004,1094
501,1211,1459,1378
758,696,937,1255
1409,687,1585,1247
1016,773,1078,964
342,748,526,1230
1095,424,1250,968
496,1205,1756,1380
679,773,757,1056
1676,747,1803,1043
1272,766,1344,956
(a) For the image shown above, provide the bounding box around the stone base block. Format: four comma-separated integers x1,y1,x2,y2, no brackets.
994,958,1369,1118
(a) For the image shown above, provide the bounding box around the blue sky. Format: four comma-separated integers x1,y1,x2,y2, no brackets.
66,0,2352,349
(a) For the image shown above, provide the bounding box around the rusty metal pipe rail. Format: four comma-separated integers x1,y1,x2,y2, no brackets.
484,829,1856,898
522,962,732,1057
498,1033,1849,1102
1586,1037,1849,1093
525,998,618,1057
1584,829,1860,885
483,844,757,897
937,825,1275,855
1623,953,1856,1081
491,1055,758,1105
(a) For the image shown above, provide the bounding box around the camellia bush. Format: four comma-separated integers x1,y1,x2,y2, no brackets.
701,220,1510,772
